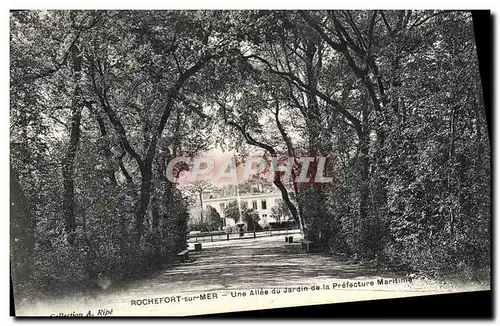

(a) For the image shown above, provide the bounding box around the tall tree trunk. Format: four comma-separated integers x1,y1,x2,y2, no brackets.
151,196,160,229
118,150,133,183
93,110,117,186
274,103,305,232
134,164,153,243
199,192,204,223
358,100,374,259
10,167,35,293
151,149,168,230
227,121,302,227
62,40,83,244
358,129,371,257
163,151,174,206
303,37,327,244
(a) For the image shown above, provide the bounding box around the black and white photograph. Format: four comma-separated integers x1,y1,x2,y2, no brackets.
9,8,491,317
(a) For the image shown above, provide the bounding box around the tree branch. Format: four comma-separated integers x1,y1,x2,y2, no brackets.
244,53,362,133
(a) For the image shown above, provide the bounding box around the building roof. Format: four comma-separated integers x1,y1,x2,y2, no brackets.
203,192,283,203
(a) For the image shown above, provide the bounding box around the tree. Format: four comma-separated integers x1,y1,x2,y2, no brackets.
9,10,240,299
10,10,491,300
224,200,261,231
206,206,223,230
270,199,292,223
184,180,215,223
86,11,238,243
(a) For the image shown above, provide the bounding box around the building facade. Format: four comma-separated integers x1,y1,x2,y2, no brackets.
202,192,287,228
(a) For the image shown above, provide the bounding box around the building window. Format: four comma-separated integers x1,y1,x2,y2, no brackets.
262,214,267,219
252,200,257,210
261,199,267,210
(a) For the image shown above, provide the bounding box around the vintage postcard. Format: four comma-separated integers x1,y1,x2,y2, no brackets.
10,9,491,317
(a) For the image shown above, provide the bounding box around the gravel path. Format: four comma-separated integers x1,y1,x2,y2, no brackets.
18,234,488,316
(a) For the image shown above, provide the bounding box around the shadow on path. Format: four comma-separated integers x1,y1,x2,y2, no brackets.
120,235,392,298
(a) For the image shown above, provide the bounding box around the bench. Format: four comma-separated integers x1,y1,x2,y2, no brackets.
300,239,313,252
177,249,189,263
194,243,202,251
285,236,294,243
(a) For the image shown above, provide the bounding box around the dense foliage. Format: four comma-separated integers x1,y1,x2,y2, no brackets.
10,10,233,301
224,200,262,231
210,10,490,280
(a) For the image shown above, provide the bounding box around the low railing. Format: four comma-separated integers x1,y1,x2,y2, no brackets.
187,227,301,243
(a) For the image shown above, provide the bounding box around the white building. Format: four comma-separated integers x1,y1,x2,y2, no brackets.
202,192,288,228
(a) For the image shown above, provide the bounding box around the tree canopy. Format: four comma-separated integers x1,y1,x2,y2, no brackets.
10,10,490,303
